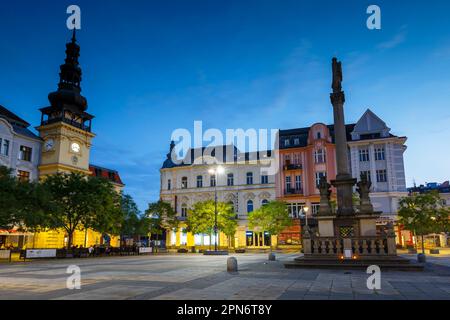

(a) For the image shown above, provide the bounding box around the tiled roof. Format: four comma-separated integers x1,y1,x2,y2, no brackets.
89,164,124,186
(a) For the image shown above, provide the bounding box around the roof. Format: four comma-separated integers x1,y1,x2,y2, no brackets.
162,145,273,169
0,105,41,140
0,105,30,127
89,164,124,186
279,124,356,149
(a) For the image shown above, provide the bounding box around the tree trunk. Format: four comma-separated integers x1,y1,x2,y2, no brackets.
421,235,425,254
67,231,74,249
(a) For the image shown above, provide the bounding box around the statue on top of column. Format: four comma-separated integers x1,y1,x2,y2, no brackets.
331,57,343,93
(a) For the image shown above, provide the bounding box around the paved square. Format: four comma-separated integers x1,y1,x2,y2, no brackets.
1,253,449,300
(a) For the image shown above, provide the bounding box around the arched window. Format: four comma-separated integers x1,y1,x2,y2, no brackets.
247,200,254,213
246,172,253,185
261,199,269,206
181,177,188,189
181,204,188,217
196,175,203,188
317,131,322,140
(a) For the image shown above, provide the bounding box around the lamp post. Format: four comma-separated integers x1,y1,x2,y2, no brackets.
208,165,224,252
302,206,310,230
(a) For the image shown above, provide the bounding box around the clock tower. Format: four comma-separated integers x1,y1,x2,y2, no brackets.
37,30,95,177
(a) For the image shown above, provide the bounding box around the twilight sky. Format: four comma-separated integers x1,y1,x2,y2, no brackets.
1,0,449,212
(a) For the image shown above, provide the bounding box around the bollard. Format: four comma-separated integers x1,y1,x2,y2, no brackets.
268,252,276,261
417,253,426,263
227,257,238,273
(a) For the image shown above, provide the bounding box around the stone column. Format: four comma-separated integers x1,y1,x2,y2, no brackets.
330,58,357,216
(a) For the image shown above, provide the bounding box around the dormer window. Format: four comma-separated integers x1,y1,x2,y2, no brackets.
284,139,290,147
294,138,300,145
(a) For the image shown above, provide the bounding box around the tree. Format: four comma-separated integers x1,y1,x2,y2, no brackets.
398,191,448,254
0,166,49,231
37,172,121,248
248,200,292,249
118,194,141,245
145,200,179,248
186,200,237,248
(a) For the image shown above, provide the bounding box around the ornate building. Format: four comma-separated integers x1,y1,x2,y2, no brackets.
0,31,124,250
276,109,408,247
160,144,276,249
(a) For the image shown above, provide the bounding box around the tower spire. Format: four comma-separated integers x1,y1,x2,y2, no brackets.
48,29,87,112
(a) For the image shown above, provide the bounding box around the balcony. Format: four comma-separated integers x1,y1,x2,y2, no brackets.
283,164,302,171
284,188,303,196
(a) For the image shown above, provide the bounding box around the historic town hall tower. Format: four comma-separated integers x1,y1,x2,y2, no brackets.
36,30,95,177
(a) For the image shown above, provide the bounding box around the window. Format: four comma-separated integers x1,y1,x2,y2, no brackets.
181,204,188,217
359,149,370,162
181,177,188,189
375,147,385,161
295,175,302,190
287,203,305,218
261,199,269,206
311,203,320,215
314,149,326,163
210,175,216,187
18,146,32,161
246,172,253,185
360,171,371,183
261,174,269,184
315,172,326,188
0,138,9,156
247,200,254,213
376,170,387,183
196,175,203,188
294,138,300,145
180,228,187,245
227,173,234,186
285,176,291,192
317,132,322,139
167,179,171,190
17,170,30,182
293,153,300,165
284,139,290,147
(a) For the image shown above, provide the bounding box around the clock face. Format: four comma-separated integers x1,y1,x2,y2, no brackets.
45,139,54,151
71,142,80,153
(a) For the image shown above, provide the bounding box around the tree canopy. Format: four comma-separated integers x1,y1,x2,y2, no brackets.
186,200,237,244
248,200,292,237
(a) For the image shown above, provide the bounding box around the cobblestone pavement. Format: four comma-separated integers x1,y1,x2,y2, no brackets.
0,253,449,300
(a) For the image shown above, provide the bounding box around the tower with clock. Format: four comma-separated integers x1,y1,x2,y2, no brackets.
37,30,95,177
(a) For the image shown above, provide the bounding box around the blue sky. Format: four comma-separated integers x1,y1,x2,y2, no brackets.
1,0,450,212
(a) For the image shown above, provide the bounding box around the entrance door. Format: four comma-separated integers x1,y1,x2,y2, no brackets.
246,231,271,247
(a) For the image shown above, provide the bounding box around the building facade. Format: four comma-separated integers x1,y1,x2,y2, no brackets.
160,144,277,249
276,109,408,246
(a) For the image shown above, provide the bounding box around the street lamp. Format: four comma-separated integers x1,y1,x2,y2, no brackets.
208,165,224,252
301,206,310,230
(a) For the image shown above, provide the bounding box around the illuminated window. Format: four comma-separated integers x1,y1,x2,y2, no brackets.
18,146,32,161
17,170,30,182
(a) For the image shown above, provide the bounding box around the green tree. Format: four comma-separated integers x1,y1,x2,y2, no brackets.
186,200,237,248
118,194,141,244
145,200,179,249
0,166,21,228
398,191,447,253
37,172,121,248
248,200,292,249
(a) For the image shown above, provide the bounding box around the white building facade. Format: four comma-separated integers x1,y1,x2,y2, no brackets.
348,109,408,222
160,144,276,249
0,106,42,182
